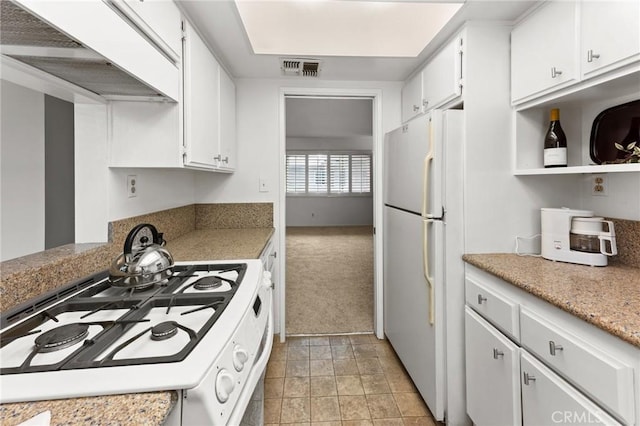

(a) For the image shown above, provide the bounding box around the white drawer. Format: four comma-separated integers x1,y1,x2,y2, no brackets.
521,352,623,426
465,276,520,341
520,307,635,425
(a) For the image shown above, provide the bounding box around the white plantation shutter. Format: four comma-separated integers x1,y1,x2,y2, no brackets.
351,154,371,193
286,152,371,195
286,154,306,193
307,154,328,193
330,154,350,193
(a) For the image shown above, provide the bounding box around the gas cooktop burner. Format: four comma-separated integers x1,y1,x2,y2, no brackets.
151,321,178,341
34,323,89,353
193,276,223,290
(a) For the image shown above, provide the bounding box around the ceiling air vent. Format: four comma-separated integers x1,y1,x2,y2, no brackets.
281,58,321,77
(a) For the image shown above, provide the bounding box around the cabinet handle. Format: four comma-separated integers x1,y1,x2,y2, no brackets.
214,154,222,162
222,156,229,164
587,49,600,63
413,105,420,112
477,294,487,304
549,340,564,356
492,348,504,359
523,372,536,385
422,99,429,108
551,67,563,78
270,252,277,259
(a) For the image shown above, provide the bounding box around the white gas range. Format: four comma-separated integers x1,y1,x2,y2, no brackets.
0,259,273,425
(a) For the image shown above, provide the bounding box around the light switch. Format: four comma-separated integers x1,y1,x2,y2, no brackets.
259,177,269,193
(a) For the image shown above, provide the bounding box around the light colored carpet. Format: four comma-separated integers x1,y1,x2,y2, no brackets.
285,226,374,335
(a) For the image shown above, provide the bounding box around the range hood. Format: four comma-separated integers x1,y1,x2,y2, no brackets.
0,0,179,101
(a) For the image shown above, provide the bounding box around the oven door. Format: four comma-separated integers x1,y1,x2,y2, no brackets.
229,292,273,426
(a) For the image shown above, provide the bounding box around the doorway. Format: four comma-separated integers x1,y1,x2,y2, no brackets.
278,88,384,341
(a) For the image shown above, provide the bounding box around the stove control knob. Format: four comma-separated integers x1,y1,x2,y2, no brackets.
233,345,249,372
215,369,235,403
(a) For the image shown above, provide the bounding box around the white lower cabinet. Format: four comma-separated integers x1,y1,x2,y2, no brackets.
465,307,521,426
521,352,621,426
464,266,638,426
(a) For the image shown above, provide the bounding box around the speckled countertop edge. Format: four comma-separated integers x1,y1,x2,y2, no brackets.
463,253,640,348
0,392,177,426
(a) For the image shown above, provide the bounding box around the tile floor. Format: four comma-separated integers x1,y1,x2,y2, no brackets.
264,334,441,426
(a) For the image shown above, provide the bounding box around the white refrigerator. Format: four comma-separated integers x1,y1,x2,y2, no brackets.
383,110,467,424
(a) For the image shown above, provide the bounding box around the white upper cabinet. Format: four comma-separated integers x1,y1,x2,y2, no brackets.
401,71,423,123
109,19,237,172
421,37,463,112
108,0,183,63
580,1,640,80
182,20,236,172
183,20,220,170
218,68,237,171
511,2,578,103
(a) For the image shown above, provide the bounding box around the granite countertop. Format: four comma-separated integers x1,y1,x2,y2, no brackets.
0,393,177,426
166,227,275,261
0,227,274,426
463,253,640,348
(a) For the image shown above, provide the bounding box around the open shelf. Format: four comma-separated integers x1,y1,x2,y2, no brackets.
514,163,640,176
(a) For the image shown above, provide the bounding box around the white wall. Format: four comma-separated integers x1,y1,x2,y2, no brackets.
287,196,373,226
287,136,372,151
75,103,109,243
1,80,45,261
579,173,640,220
108,168,197,221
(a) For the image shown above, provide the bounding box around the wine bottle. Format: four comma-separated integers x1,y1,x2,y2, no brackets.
544,108,567,168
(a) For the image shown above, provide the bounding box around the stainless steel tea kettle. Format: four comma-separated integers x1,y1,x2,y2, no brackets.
109,223,174,289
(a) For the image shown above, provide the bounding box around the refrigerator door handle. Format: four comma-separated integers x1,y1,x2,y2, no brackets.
422,126,434,218
422,219,435,326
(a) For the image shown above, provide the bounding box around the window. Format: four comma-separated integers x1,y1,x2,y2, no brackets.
286,154,306,193
286,152,372,195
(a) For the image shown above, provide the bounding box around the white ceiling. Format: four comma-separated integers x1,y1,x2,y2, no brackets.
234,1,463,57
177,0,537,82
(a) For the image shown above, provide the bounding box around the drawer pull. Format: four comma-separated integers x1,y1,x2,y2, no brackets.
551,67,563,78
492,348,504,359
523,372,536,385
549,340,564,356
477,294,487,304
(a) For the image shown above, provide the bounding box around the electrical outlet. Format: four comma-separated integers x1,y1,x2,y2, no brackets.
127,175,137,198
591,174,607,196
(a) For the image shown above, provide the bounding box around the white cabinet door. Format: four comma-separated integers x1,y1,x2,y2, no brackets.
401,71,423,123
218,67,236,172
182,20,219,169
110,0,182,62
422,37,462,112
581,1,640,79
520,353,622,426
511,2,578,103
465,307,521,426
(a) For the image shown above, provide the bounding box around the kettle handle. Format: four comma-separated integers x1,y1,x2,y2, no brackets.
598,221,617,256
123,223,160,256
